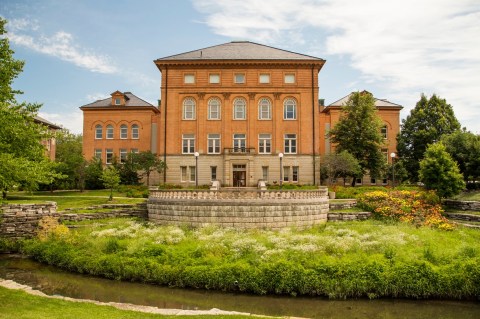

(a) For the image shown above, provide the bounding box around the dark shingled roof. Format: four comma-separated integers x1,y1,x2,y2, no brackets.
34,115,62,130
80,92,154,108
156,41,324,61
325,91,403,110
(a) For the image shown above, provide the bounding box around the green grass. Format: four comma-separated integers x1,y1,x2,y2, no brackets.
329,207,365,213
20,218,480,299
452,191,480,201
0,286,252,319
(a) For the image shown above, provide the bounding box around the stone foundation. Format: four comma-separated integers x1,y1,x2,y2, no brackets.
327,212,371,222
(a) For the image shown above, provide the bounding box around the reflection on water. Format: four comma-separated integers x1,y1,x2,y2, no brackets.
1,255,479,318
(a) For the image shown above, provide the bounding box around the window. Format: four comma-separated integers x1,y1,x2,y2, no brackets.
233,133,246,151
184,74,195,84
120,124,128,139
283,166,290,182
209,73,220,84
292,166,299,182
211,166,217,181
371,178,376,185
106,125,114,139
356,177,363,185
182,134,195,154
258,134,271,154
381,125,388,139
208,134,221,154
284,134,297,154
259,73,270,84
258,98,271,120
131,124,139,139
284,74,295,84
233,98,246,120
131,148,139,154
208,98,221,120
189,166,196,182
106,149,113,164
262,166,269,181
94,149,102,159
183,98,196,120
120,149,127,163
234,73,245,84
284,98,297,120
114,98,121,105
95,125,102,139
181,166,187,182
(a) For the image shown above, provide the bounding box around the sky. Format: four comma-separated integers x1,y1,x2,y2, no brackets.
1,0,479,134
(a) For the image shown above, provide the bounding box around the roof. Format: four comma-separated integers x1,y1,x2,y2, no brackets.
155,41,324,62
80,92,155,109
34,115,62,130
324,91,403,110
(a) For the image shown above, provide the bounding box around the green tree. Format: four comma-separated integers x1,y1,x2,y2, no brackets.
321,151,361,186
113,152,140,185
134,151,166,186
441,130,480,182
397,94,461,181
419,143,465,198
54,129,86,190
0,18,24,103
328,91,386,185
84,157,104,190
101,166,121,201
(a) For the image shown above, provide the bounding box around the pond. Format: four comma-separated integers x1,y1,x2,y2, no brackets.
1,255,479,318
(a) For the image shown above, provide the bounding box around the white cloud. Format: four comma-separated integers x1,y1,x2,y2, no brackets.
6,18,118,74
39,110,83,134
86,93,109,102
192,0,480,131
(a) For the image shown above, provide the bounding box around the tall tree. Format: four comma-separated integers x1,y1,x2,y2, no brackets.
328,91,386,185
419,143,465,198
321,151,361,186
441,130,480,182
0,18,24,104
134,151,166,186
397,94,461,181
54,129,86,190
101,166,121,201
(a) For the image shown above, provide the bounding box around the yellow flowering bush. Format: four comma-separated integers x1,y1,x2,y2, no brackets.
358,190,455,230
37,216,70,241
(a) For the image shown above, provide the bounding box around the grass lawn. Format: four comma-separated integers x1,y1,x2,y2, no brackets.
0,286,251,319
1,190,146,211
452,191,480,201
329,207,366,213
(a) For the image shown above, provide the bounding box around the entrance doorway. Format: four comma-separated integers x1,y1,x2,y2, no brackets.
232,164,247,187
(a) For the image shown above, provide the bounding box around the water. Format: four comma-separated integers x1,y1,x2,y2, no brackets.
1,255,479,318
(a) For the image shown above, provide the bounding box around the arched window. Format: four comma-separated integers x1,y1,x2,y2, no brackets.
381,125,388,139
106,125,114,139
132,124,139,139
258,98,272,120
120,124,128,139
183,98,196,120
283,98,297,120
233,98,247,120
95,124,103,139
208,98,221,120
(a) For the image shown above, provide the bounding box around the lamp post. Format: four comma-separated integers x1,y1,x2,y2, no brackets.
278,152,284,188
194,152,199,188
390,152,396,188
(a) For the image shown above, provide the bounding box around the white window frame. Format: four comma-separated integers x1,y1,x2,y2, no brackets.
292,166,299,182
209,73,220,84
119,148,127,163
184,74,195,84
183,98,196,120
181,166,187,182
284,98,297,120
182,134,195,154
258,98,272,120
234,73,245,84
258,134,271,154
284,73,296,84
208,98,221,120
211,166,217,181
284,134,297,154
131,124,139,139
114,98,121,105
283,166,290,182
262,166,269,181
189,166,196,182
381,125,388,139
94,149,102,159
233,98,246,120
259,73,270,84
131,148,139,154
208,134,221,154
95,125,103,139
233,133,246,151
105,149,113,164
106,125,114,139
120,124,128,139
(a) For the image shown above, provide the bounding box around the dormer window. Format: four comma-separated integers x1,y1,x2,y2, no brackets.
114,98,121,105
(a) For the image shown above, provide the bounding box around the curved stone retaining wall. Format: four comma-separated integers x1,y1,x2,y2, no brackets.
443,200,480,211
148,188,329,230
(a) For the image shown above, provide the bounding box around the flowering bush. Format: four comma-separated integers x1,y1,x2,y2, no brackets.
358,190,455,230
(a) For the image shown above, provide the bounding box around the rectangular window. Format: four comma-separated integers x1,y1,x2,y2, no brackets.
234,104,246,120
105,149,113,164
208,101,220,120
106,126,114,139
209,73,220,84
284,134,297,154
284,74,295,84
208,134,221,154
211,166,217,181
233,134,246,151
94,149,102,159
131,148,139,154
119,149,127,163
258,134,271,154
114,98,121,105
182,134,195,154
356,177,363,185
259,73,270,84
183,104,196,120
283,166,290,182
234,73,245,84
381,126,388,139
181,166,187,182
262,166,269,181
184,74,195,84
120,126,128,139
292,166,299,182
189,166,196,182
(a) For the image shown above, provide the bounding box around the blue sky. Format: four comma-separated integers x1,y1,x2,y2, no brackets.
2,0,479,134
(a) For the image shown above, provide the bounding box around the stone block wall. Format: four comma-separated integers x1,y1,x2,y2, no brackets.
327,212,371,222
0,203,58,239
329,200,357,210
443,200,480,211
